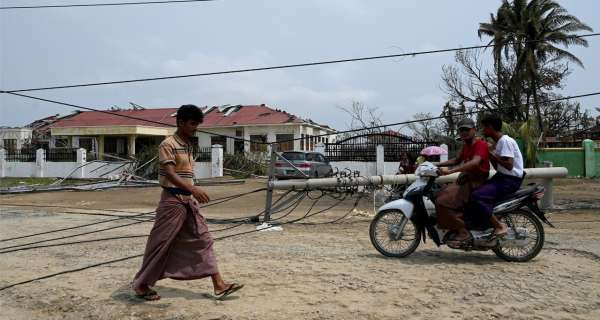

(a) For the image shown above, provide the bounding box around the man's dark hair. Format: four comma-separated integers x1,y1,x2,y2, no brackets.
481,113,502,131
176,104,204,125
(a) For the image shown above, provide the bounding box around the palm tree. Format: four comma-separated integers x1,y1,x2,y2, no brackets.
479,0,593,134
478,1,513,109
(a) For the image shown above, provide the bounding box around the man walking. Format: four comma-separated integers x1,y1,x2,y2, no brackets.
132,104,243,301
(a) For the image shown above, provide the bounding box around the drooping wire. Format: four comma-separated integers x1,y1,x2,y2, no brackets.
1,33,598,93
0,187,359,291
0,0,215,10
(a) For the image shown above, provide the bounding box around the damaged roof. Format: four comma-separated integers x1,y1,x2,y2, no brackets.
49,105,333,130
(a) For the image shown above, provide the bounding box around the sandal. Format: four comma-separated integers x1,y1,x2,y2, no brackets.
135,289,161,301
215,283,244,300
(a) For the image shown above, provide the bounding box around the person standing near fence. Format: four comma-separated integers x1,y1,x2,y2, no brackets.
132,104,243,301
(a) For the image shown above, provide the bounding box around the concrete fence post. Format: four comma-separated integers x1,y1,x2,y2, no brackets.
376,144,385,175
0,148,6,178
35,148,46,178
211,144,223,177
583,139,596,178
440,144,449,162
75,148,87,178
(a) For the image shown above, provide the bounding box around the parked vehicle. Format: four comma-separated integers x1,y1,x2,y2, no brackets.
369,161,552,262
274,151,333,179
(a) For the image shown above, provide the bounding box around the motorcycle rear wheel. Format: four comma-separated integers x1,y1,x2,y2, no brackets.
369,210,421,258
493,209,545,262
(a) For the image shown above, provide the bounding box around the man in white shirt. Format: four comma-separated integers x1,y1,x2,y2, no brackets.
465,113,524,236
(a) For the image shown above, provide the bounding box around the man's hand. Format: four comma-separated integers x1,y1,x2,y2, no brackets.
439,167,451,176
192,187,210,203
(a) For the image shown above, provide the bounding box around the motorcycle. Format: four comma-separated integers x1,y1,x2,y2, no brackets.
369,161,553,262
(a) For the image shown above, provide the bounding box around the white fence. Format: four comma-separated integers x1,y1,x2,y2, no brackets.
0,145,224,179
317,143,449,176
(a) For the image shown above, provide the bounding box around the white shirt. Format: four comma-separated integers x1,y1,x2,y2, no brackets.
495,135,524,178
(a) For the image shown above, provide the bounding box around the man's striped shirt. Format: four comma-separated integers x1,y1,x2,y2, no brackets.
158,134,195,188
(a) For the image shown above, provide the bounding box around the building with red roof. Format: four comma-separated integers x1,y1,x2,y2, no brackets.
48,104,335,159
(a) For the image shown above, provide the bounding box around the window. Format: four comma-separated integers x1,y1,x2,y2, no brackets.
282,152,305,161
250,135,267,152
235,129,243,137
276,134,294,152
3,139,17,151
104,137,128,157
79,137,94,152
54,137,69,148
300,134,305,150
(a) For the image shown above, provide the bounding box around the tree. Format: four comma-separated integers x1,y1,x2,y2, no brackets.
337,101,384,139
478,0,593,134
406,112,443,141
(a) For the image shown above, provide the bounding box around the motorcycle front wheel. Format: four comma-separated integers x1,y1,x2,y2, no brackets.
493,209,545,262
369,209,421,258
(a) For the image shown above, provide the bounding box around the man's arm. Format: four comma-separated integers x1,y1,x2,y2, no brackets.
443,155,483,175
437,157,460,167
490,152,514,171
163,164,209,203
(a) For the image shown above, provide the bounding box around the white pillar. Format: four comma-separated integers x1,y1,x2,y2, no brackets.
0,148,6,178
35,148,46,178
71,136,80,148
128,135,136,156
315,142,326,155
376,144,385,175
440,144,448,162
75,148,87,178
49,136,56,148
293,127,302,151
266,132,276,155
226,137,235,155
211,144,223,177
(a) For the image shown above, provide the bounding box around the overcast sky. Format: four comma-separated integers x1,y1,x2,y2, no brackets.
1,0,598,130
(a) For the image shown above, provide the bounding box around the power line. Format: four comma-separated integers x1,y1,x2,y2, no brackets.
0,0,214,10
274,91,600,144
3,91,268,144
2,33,598,93
0,187,357,291
6,90,600,148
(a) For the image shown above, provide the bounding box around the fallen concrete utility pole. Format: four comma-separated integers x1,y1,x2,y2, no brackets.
270,167,568,209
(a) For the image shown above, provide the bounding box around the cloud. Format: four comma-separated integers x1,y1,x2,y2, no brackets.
126,50,378,129
310,0,370,17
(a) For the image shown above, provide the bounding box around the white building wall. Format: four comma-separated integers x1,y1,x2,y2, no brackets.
195,124,335,154
3,162,36,177
0,128,33,149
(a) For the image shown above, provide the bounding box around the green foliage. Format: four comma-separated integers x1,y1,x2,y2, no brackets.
223,153,267,178
134,145,160,179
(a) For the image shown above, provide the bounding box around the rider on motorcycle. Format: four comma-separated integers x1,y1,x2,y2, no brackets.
435,118,490,244
466,113,525,237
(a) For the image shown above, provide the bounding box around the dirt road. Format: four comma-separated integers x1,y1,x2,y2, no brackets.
1,178,599,319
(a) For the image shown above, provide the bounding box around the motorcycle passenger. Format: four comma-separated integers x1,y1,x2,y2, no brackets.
466,113,524,237
435,118,490,244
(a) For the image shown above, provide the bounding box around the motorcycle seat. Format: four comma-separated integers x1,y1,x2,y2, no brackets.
497,185,538,202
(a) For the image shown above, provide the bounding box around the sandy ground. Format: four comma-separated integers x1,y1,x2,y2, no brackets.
0,178,599,320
